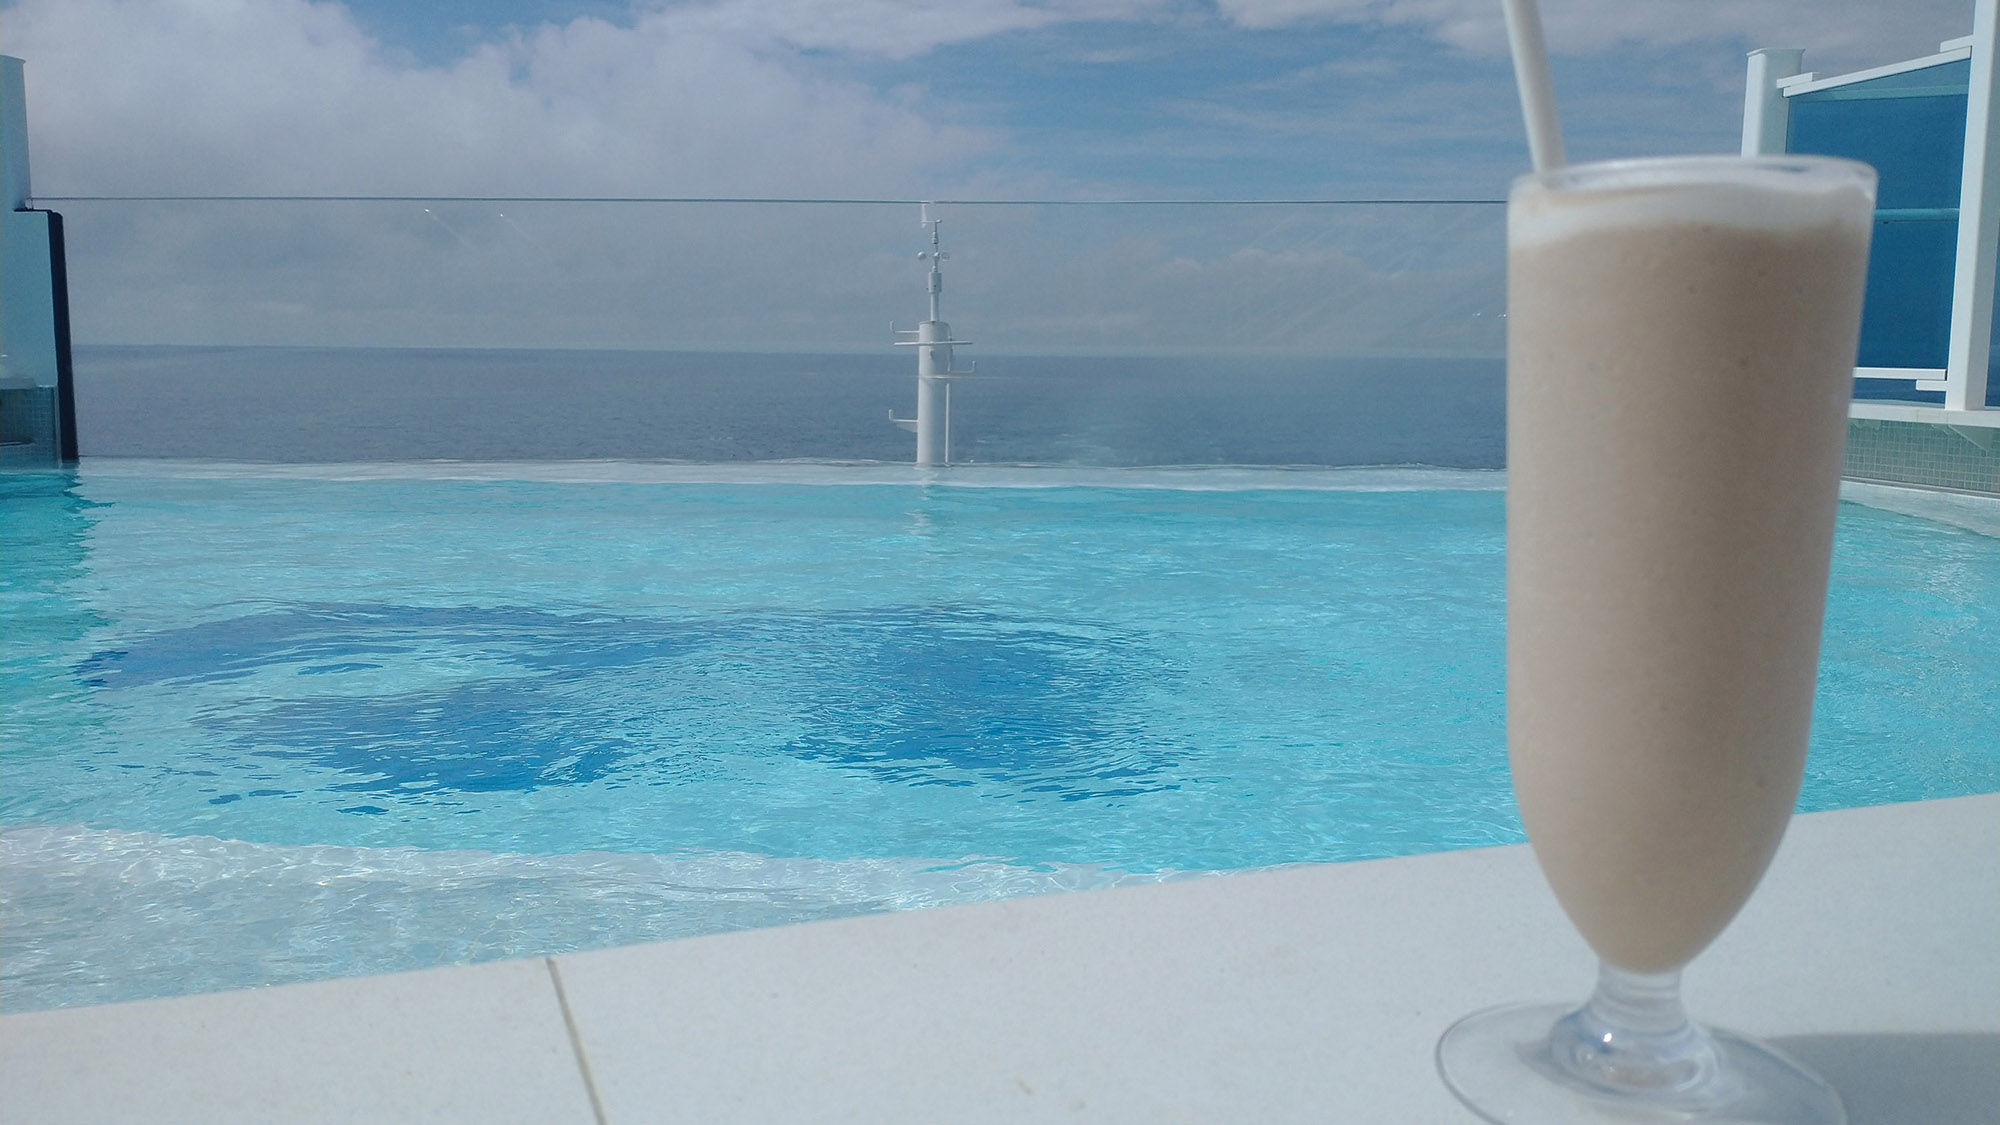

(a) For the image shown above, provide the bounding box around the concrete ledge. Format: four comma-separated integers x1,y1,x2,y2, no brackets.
1841,478,2000,534
5,795,1994,1123
2,956,598,1123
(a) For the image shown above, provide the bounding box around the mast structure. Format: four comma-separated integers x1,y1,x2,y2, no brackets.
891,203,973,466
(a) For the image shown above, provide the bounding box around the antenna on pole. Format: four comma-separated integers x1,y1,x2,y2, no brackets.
918,201,948,323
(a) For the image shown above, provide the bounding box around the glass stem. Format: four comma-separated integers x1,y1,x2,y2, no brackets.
1546,961,1722,1099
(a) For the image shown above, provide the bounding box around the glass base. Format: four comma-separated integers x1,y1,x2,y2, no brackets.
1438,1003,1845,1124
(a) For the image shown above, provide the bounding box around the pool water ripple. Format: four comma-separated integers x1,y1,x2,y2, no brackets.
2,466,1994,1010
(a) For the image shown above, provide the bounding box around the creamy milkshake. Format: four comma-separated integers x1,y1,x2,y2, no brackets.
1506,157,1875,973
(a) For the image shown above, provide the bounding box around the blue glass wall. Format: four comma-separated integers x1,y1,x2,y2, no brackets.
1787,58,2000,407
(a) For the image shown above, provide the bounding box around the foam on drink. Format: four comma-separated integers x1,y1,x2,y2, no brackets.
1506,157,1874,973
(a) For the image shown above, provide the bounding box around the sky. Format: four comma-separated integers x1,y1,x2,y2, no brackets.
0,0,1981,352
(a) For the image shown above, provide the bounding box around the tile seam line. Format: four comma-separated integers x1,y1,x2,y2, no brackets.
546,956,611,1125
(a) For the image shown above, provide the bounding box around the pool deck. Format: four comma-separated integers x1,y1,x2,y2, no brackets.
3,793,1993,1123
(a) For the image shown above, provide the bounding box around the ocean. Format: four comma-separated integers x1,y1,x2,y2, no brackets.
69,346,1505,467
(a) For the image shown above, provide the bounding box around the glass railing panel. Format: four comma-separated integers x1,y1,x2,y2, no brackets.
49,198,1508,466
1786,56,1993,403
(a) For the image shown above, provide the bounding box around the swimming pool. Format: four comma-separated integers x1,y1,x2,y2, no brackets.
3,463,1995,1010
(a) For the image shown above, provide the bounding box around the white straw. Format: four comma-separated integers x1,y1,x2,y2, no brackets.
1501,0,1566,172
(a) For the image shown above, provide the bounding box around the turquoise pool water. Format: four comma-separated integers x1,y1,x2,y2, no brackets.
3,463,1995,1009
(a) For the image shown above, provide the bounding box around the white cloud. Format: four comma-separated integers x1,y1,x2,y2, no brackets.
3,0,1009,196
13,0,1969,201
653,0,1164,60
1213,0,1977,73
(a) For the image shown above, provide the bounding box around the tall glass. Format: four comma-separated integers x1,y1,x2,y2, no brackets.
1437,155,1876,1123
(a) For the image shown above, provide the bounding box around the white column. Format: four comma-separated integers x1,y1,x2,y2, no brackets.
1741,48,1804,156
1945,0,1998,412
915,320,947,467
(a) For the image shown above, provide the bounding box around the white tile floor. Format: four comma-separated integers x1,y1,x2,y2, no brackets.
5,795,1994,1123
4,956,597,1123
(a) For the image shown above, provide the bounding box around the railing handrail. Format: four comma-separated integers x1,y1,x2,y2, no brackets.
28,194,1507,206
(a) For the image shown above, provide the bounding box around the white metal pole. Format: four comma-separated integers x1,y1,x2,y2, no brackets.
1945,0,1998,413
914,203,956,466
916,320,941,467
1741,48,1805,156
